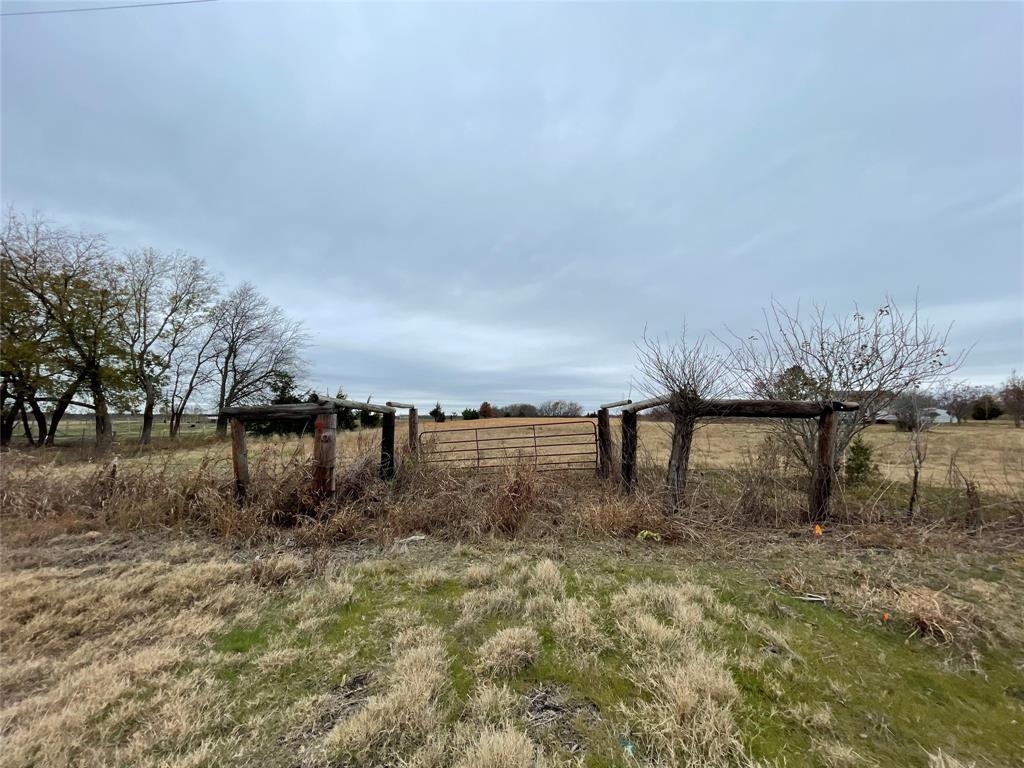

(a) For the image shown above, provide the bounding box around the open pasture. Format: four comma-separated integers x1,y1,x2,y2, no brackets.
2,417,1022,768
28,416,1022,499
1,526,1021,768
421,417,1024,494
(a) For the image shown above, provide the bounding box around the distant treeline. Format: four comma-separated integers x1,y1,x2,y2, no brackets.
434,400,585,422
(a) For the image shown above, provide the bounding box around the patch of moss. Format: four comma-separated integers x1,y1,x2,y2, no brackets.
215,627,268,654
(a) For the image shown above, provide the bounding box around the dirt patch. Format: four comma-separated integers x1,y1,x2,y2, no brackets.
284,670,372,764
522,684,601,755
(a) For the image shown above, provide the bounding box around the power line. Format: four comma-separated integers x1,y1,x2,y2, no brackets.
1,0,217,17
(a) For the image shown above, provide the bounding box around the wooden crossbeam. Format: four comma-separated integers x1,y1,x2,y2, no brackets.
621,397,859,418
220,403,333,420
316,397,396,414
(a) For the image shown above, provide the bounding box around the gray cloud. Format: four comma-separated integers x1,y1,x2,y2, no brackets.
3,1,1021,409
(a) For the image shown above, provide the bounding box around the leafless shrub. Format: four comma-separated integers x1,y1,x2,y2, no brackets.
947,450,982,528
724,297,964,472
485,463,538,535
636,330,731,513
732,435,796,527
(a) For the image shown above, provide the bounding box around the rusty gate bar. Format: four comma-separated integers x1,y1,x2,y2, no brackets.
418,419,598,472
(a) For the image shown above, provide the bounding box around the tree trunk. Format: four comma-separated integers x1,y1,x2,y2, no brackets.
1,394,23,447
908,460,921,520
666,412,696,514
806,409,838,523
90,374,114,449
45,374,86,446
170,410,182,438
216,359,231,437
28,398,47,447
19,405,34,445
140,383,157,444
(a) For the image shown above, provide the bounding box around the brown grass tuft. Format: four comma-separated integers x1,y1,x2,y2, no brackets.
458,586,520,626
467,682,522,727
528,559,564,596
552,597,607,658
250,552,307,586
324,628,449,763
477,627,542,677
454,726,541,768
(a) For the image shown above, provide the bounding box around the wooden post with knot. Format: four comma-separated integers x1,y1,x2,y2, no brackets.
311,411,337,498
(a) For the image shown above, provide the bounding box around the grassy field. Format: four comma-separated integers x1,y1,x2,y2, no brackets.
2,418,1022,767
415,417,1024,493
1,525,1021,768
19,415,1023,497
12,416,219,444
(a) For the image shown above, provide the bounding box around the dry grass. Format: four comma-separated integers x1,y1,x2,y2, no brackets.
624,657,744,767
455,726,545,768
771,548,1024,648
477,627,542,677
2,416,1020,554
0,534,261,768
0,527,1020,767
410,565,450,590
0,416,1021,768
630,418,1024,492
552,597,607,658
323,630,449,764
463,563,496,587
528,559,564,595
467,682,521,728
458,585,520,626
927,749,975,768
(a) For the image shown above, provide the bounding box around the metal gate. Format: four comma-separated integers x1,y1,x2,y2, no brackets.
418,420,598,472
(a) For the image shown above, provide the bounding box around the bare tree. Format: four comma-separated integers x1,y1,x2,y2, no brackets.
116,248,218,443
934,381,975,425
166,320,219,438
726,297,964,472
894,391,932,519
536,400,584,417
636,331,730,513
211,283,308,435
1002,370,1024,428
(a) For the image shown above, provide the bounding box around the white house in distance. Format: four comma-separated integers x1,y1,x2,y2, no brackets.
874,407,956,425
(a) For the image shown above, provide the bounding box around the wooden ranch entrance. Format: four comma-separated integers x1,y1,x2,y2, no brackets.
419,420,598,472
597,397,860,521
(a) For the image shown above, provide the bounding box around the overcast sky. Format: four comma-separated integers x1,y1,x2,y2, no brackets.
3,1,1022,410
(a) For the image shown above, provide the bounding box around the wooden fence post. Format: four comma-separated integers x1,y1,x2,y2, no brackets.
230,418,250,501
621,410,638,493
807,407,837,522
312,411,337,498
597,408,612,478
408,407,418,453
381,411,396,480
